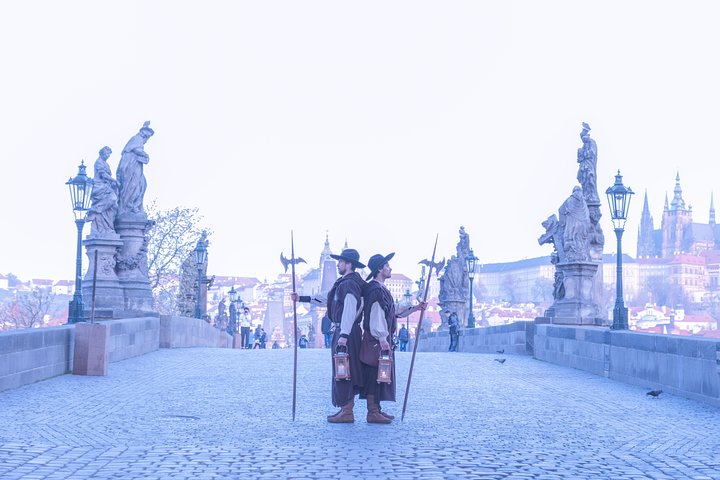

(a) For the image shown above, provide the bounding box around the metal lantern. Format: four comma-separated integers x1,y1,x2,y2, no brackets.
229,285,238,303
377,350,393,384
605,170,634,230
466,249,478,279
194,237,208,269
66,161,94,221
333,345,351,380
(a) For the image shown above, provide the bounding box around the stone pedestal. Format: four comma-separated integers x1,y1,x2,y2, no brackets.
114,213,154,313
81,234,125,320
73,323,110,376
233,333,243,349
546,262,602,325
438,300,467,331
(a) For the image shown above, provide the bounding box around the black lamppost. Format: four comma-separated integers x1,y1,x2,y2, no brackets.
403,289,412,329
606,170,634,330
194,237,208,319
66,161,94,324
466,249,478,328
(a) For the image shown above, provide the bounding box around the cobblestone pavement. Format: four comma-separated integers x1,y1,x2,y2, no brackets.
1,348,719,479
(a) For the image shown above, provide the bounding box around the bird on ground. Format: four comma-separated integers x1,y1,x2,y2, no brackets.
646,389,663,398
494,358,506,364
496,349,504,354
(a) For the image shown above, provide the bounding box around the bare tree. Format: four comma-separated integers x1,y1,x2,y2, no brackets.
146,201,210,315
1,288,56,330
500,274,518,304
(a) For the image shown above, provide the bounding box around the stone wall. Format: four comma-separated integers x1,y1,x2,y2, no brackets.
534,325,609,377
409,321,534,355
107,317,160,362
159,315,232,349
0,316,232,392
0,326,73,392
535,324,720,407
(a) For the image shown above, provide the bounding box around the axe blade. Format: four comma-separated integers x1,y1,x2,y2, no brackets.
280,252,290,273
418,257,445,274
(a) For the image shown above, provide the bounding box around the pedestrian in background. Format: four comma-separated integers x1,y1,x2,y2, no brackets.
321,314,333,348
398,324,409,352
240,307,252,349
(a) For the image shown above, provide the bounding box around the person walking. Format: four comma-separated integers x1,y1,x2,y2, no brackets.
291,248,366,423
321,314,333,348
361,253,426,424
447,311,459,352
397,324,409,352
259,328,267,349
240,307,252,349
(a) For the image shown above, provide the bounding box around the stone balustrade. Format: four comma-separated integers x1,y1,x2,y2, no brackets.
0,315,231,392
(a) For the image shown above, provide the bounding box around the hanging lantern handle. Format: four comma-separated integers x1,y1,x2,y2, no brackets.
335,344,348,354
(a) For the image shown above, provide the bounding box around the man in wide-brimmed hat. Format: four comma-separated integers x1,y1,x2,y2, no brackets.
291,248,366,423
360,253,426,424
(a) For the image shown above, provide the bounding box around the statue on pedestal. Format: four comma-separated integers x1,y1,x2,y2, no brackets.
86,146,119,236
561,186,591,262
576,122,600,205
117,121,154,216
438,226,471,327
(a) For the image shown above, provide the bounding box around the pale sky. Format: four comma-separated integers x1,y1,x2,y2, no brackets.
1,1,719,284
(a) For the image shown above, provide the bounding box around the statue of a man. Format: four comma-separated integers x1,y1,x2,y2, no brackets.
86,146,119,235
576,122,600,205
117,121,154,215
561,186,591,262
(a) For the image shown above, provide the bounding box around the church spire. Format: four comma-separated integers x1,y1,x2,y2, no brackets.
343,237,349,250
711,192,716,225
637,189,656,258
670,171,686,211
664,192,669,212
319,231,333,267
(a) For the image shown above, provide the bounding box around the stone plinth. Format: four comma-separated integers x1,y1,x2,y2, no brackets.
73,323,110,376
114,213,154,313
232,333,243,349
81,234,125,319
546,262,602,325
438,300,467,331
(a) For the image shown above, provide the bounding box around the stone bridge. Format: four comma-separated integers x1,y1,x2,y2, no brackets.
1,317,719,479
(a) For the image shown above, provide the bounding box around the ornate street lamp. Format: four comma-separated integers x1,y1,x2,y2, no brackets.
66,161,94,324
466,249,478,328
194,236,208,319
606,170,634,330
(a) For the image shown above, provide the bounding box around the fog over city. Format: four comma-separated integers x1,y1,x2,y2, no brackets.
2,1,719,283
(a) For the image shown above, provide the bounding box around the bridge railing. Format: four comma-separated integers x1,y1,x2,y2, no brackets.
0,316,231,393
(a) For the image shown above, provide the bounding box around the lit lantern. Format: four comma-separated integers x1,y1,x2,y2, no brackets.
377,350,393,384
333,345,351,380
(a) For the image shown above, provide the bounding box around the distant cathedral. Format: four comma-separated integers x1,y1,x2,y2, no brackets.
637,173,718,258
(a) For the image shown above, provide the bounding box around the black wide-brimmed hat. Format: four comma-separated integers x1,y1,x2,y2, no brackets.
366,252,395,280
330,248,366,269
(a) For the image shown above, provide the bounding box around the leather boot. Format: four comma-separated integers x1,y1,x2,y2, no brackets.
327,398,354,423
378,404,394,420
366,395,391,424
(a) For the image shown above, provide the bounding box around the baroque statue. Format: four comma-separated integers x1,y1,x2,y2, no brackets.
576,122,600,205
539,186,592,263
561,186,591,262
117,121,154,216
86,146,119,235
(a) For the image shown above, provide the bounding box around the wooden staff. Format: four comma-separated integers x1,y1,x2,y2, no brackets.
401,234,439,421
290,231,299,421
